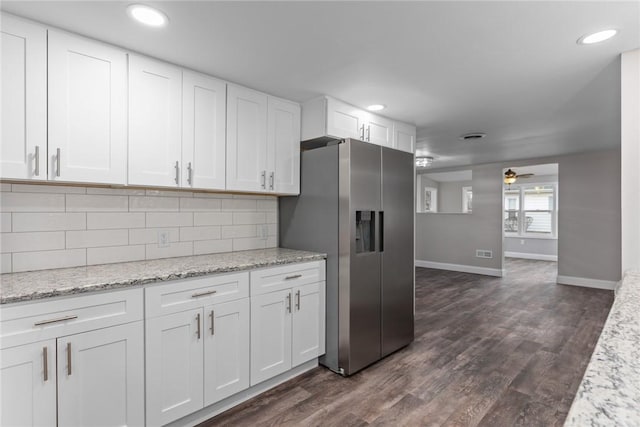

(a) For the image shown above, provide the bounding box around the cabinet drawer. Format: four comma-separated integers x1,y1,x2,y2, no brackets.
145,272,249,318
0,288,143,349
250,261,325,296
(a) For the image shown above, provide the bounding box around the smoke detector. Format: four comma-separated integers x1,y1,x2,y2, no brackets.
459,132,486,141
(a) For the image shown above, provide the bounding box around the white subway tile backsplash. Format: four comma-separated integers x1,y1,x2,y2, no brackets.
1,192,65,212
87,212,145,230
194,212,233,226
11,183,86,194
129,228,179,245
1,213,11,232
0,182,277,272
194,239,233,255
13,213,86,232
180,226,221,241
233,212,266,225
66,229,128,249
66,194,128,212
87,245,145,265
1,231,65,253
221,224,257,239
146,241,193,260
130,196,179,212
233,237,267,251
146,212,193,228
12,249,86,272
179,197,221,211
1,253,11,273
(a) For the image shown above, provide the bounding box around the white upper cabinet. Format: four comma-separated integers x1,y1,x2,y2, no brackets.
182,71,227,191
48,30,127,184
393,121,416,154
226,85,269,192
128,55,182,187
269,97,301,195
0,14,47,181
326,97,367,140
364,113,394,148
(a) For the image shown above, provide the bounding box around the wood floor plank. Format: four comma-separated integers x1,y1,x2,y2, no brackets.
199,259,613,427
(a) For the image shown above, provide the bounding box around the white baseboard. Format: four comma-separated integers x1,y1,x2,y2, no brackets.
505,251,558,262
415,260,504,277
168,359,318,427
556,275,617,290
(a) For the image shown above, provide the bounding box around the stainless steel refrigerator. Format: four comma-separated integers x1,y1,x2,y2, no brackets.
279,138,414,376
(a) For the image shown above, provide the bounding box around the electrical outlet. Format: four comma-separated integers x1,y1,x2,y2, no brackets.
158,230,170,248
520,239,525,245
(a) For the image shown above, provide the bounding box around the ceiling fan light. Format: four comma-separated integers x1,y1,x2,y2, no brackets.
504,169,517,185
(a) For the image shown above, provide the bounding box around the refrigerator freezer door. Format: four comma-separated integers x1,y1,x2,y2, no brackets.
339,139,382,375
381,147,415,356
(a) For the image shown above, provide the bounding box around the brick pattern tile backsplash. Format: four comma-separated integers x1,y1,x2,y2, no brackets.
0,183,278,273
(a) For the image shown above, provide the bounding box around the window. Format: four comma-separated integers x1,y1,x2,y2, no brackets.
462,186,472,213
504,184,556,237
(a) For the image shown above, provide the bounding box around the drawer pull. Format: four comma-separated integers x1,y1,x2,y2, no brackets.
43,347,48,381
34,315,78,326
285,274,302,280
67,342,72,376
196,313,201,340
191,290,217,298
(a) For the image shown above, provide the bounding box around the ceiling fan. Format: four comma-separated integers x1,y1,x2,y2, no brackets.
504,169,534,186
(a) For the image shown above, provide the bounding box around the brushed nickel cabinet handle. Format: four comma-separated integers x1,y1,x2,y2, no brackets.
296,290,301,310
174,161,180,185
210,310,215,336
66,342,72,376
360,124,365,140
191,290,217,298
286,293,292,313
34,315,78,326
196,313,201,339
269,172,274,190
56,148,61,177
43,346,48,381
187,162,193,186
261,171,266,189
285,274,302,280
366,125,371,142
34,146,40,176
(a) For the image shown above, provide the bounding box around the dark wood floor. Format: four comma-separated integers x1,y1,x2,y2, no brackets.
201,258,613,427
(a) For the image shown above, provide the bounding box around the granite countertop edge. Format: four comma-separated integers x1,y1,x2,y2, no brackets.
0,248,326,305
564,271,640,426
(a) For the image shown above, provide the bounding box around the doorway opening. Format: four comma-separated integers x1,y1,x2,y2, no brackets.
502,163,558,277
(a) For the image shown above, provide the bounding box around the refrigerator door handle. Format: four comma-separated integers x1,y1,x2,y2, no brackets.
379,211,384,252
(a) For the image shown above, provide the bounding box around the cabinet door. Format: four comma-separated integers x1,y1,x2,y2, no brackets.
250,289,292,385
292,282,321,367
268,97,301,195
326,97,365,140
1,339,56,427
48,30,127,184
182,71,226,190
129,55,182,187
226,85,268,192
0,14,46,181
57,322,144,427
393,121,416,154
365,114,394,148
203,299,250,406
146,309,203,426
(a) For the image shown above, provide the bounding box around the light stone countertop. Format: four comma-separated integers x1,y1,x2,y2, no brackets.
0,248,326,304
564,270,640,426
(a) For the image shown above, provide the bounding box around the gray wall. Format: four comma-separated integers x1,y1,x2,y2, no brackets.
504,237,558,257
439,180,473,213
416,175,439,212
416,149,621,282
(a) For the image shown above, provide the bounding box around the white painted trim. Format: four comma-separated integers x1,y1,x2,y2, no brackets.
415,260,503,277
556,275,617,291
505,251,557,262
167,359,318,427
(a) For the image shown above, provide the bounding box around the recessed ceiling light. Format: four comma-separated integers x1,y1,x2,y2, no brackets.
127,4,168,27
459,132,486,141
577,29,618,45
367,104,386,111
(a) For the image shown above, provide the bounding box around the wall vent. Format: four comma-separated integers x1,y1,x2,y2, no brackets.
476,250,493,259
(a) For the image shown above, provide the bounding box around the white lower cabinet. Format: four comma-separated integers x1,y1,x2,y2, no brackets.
0,288,144,427
292,282,322,367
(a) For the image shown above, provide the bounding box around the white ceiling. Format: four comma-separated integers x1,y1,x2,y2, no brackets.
422,169,473,183
3,1,638,168
505,163,559,177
